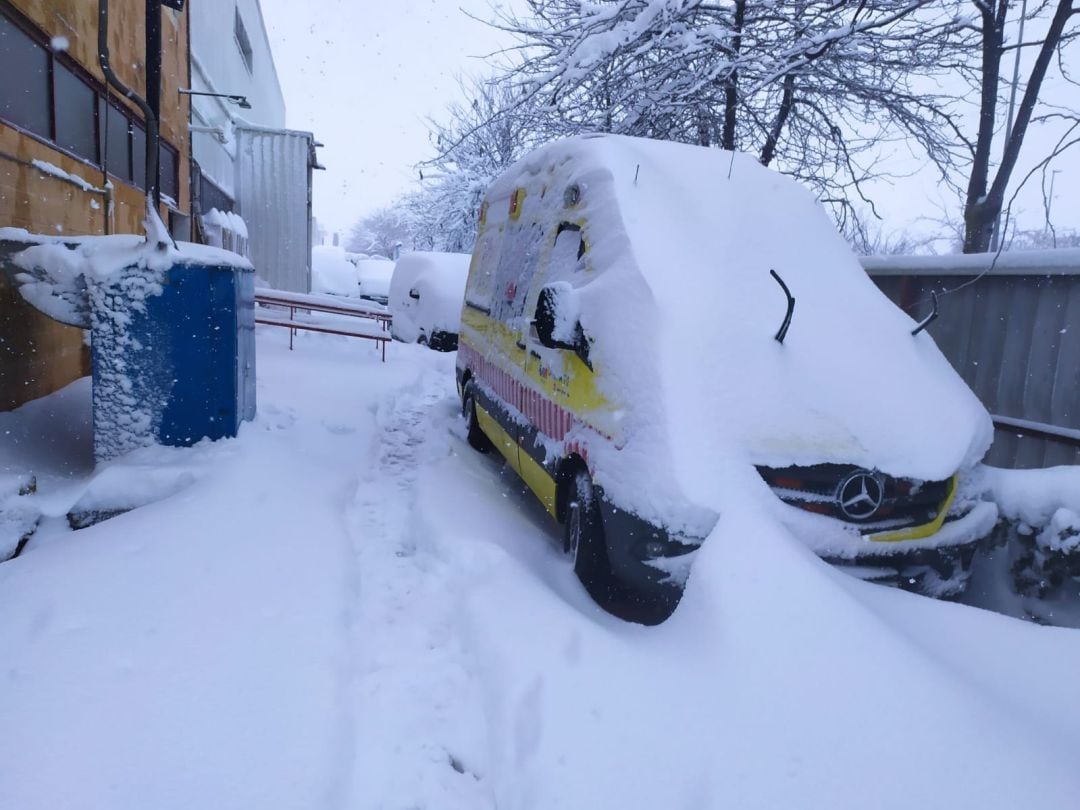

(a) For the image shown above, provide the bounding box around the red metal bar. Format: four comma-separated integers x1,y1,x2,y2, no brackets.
256,316,390,362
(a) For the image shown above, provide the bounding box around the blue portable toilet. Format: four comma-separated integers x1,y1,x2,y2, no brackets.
90,252,256,461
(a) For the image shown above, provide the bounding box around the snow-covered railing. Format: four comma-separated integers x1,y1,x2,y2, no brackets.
862,251,1080,469
255,289,391,361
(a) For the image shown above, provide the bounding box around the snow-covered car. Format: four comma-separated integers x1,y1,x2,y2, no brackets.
350,257,394,306
389,251,470,351
456,133,997,609
311,245,360,297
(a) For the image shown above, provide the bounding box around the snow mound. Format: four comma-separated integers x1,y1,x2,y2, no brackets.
416,414,1080,810
981,464,1080,529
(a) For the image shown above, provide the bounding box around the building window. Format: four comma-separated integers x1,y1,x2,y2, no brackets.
234,8,253,73
160,142,179,203
0,5,183,204
0,12,51,139
197,171,234,216
132,122,147,189
54,62,97,163
103,98,132,181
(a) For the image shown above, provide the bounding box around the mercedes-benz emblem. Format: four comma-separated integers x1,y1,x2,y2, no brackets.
836,470,885,521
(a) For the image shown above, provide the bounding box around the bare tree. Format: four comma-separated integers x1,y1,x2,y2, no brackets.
345,207,413,259
405,77,550,252
961,0,1080,252
487,0,976,228
845,217,941,255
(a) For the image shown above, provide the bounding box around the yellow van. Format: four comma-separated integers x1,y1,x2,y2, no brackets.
456,134,998,610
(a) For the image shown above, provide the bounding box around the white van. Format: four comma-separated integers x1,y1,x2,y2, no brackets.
456,134,998,610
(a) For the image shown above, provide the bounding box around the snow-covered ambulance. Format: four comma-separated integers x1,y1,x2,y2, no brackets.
456,134,998,610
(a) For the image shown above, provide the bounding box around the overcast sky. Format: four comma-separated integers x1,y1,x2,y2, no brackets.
259,0,514,239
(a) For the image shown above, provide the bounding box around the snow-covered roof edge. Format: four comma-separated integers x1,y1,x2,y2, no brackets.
234,123,317,141
861,248,1080,277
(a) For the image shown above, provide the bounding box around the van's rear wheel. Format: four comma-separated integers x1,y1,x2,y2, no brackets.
462,381,493,454
565,470,608,589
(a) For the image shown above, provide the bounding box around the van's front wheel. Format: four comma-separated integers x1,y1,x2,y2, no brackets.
565,470,608,589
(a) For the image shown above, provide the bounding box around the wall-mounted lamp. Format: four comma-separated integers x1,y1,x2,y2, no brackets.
179,89,252,110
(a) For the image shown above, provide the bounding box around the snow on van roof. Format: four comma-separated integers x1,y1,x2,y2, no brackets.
485,135,991,517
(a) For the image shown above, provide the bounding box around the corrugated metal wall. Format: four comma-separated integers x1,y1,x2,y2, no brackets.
863,251,1080,469
234,127,313,293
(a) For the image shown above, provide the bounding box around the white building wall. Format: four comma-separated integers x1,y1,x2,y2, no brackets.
189,0,315,292
189,0,286,195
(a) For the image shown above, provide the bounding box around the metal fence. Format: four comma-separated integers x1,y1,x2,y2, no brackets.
862,249,1080,469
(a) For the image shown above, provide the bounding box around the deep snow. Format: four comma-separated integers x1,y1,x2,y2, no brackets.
2,327,1080,809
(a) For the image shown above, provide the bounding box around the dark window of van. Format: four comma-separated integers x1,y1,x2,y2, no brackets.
464,227,498,313
492,220,545,325
551,223,586,278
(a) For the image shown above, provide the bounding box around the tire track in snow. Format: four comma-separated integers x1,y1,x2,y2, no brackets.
338,364,496,810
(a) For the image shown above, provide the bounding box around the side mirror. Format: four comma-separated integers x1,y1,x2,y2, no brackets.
534,283,589,361
408,287,420,300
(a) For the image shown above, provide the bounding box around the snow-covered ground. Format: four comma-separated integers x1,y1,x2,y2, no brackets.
3,327,1080,809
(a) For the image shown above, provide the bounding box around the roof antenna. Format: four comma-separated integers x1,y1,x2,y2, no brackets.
911,291,939,336
769,269,794,344
634,163,640,184
727,150,736,179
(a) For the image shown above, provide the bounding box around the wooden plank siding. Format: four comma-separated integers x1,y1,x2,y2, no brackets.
0,0,191,411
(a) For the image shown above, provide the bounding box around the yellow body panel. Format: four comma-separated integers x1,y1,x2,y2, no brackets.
476,404,520,472
487,318,609,416
866,476,958,543
518,450,559,518
473,399,556,518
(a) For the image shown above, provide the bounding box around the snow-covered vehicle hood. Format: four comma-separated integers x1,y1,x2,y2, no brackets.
488,135,992,518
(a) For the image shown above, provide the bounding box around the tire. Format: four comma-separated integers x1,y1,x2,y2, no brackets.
462,381,494,454
417,334,429,347
564,469,609,589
